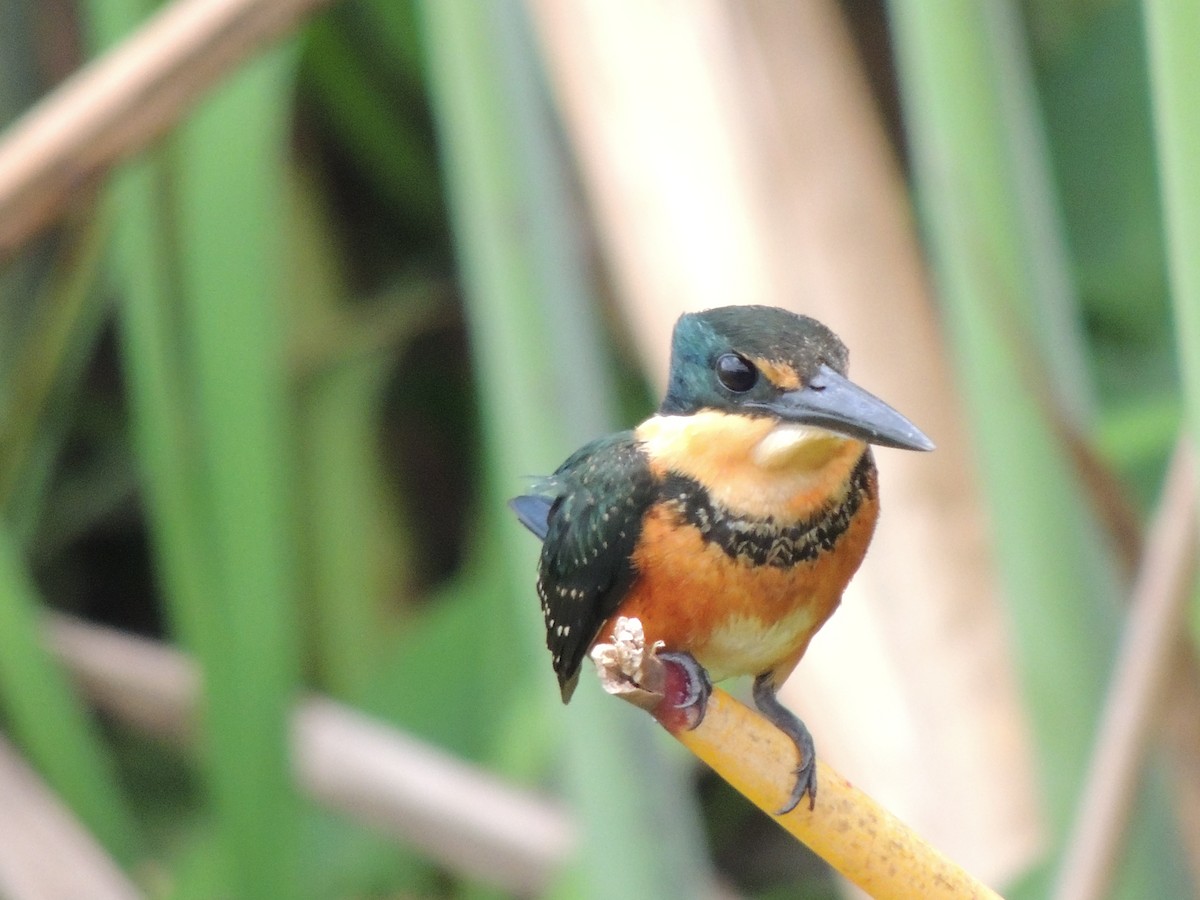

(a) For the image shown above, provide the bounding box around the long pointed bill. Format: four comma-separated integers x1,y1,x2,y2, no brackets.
754,364,935,451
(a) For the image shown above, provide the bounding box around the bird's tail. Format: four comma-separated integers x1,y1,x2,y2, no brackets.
508,494,552,541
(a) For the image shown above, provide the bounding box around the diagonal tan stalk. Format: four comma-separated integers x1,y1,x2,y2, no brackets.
48,612,576,896
1053,440,1198,900
0,0,337,260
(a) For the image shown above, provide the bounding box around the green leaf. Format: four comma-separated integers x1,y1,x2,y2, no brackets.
416,1,713,896
0,526,139,859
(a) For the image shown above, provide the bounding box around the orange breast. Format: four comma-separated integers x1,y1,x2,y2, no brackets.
608,486,879,684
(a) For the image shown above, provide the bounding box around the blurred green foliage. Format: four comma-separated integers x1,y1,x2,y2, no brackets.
1026,0,1180,501
0,0,1194,897
892,3,1187,896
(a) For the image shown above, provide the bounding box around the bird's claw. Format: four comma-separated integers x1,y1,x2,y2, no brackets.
780,753,817,814
753,672,818,814
591,618,713,733
656,651,712,731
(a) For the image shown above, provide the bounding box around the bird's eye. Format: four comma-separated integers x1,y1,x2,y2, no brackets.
716,353,758,392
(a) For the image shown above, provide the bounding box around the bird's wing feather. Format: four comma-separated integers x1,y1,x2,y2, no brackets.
515,432,656,701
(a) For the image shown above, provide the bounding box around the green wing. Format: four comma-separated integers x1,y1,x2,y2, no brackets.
512,431,656,701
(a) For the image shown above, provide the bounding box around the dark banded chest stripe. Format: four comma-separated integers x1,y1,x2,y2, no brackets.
659,452,874,568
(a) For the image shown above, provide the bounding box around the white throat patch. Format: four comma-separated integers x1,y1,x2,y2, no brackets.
636,412,865,521
752,423,844,469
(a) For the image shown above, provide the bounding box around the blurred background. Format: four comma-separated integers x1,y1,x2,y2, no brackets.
0,0,1197,897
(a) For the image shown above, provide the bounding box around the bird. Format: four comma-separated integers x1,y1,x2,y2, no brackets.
510,305,933,813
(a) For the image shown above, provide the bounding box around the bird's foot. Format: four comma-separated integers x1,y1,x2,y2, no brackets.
656,651,712,732
590,617,710,732
752,674,818,813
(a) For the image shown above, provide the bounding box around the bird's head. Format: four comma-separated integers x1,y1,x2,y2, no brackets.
656,306,932,475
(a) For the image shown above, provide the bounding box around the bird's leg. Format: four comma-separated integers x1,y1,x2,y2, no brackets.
752,673,817,813
656,651,712,732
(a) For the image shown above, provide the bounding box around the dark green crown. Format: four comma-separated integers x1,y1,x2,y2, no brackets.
660,305,849,416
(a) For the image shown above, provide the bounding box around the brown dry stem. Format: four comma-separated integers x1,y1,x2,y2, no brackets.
48,613,572,895
1053,440,1198,899
0,0,338,261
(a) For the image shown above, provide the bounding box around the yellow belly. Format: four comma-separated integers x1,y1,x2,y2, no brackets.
693,606,825,683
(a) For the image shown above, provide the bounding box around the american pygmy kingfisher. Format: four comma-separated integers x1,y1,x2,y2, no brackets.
510,305,933,812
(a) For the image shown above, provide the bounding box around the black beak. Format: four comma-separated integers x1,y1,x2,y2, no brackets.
752,364,935,451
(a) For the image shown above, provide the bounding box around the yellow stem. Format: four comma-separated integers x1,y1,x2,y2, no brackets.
672,688,1002,899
